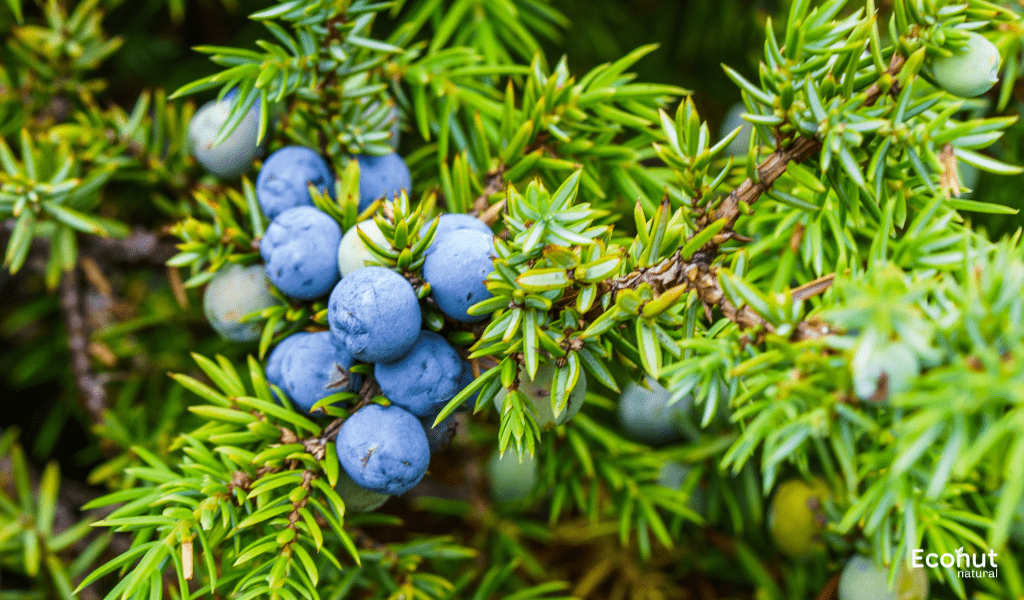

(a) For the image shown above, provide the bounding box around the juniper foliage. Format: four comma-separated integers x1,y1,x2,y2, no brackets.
2,0,1024,599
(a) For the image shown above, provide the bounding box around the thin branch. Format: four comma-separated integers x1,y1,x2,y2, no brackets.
791,273,836,302
83,227,177,265
472,168,508,222
704,134,822,243
606,53,906,334
1,221,176,266
696,54,905,261
58,267,108,426
1,222,177,426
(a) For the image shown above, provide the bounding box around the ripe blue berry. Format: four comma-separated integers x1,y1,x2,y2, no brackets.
419,213,492,255
375,331,464,417
203,264,281,342
266,331,311,391
356,153,411,212
493,362,587,430
423,230,495,323
276,331,360,413
337,219,388,277
335,403,430,495
188,97,263,178
932,32,1001,98
256,146,334,220
487,449,538,503
327,266,421,363
838,555,928,600
617,376,691,445
260,206,342,300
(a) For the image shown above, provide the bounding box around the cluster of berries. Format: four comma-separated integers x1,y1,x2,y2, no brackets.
190,91,591,506
189,93,535,505
255,158,496,506
271,217,492,505
323,212,506,503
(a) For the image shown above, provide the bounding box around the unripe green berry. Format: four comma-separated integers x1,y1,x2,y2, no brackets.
487,449,538,503
658,461,707,517
334,466,390,513
617,376,690,445
852,343,919,402
493,362,587,430
720,103,753,156
838,555,928,600
188,97,263,178
337,220,388,277
767,477,831,558
957,159,979,198
932,32,1001,98
203,264,282,342
1011,499,1024,546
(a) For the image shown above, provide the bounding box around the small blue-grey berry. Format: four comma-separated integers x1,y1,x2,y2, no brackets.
203,264,281,342
256,146,334,220
335,404,430,495
261,206,342,300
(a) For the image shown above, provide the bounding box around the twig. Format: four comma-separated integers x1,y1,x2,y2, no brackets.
791,274,836,302
58,267,108,426
1,221,176,266
1,221,177,425
83,227,177,265
704,135,823,245
701,53,905,255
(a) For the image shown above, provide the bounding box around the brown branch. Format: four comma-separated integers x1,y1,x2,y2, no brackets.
706,135,822,239
83,227,177,265
58,267,108,426
701,52,905,256
0,221,177,426
0,220,177,267
605,53,906,336
791,274,836,302
471,168,508,223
